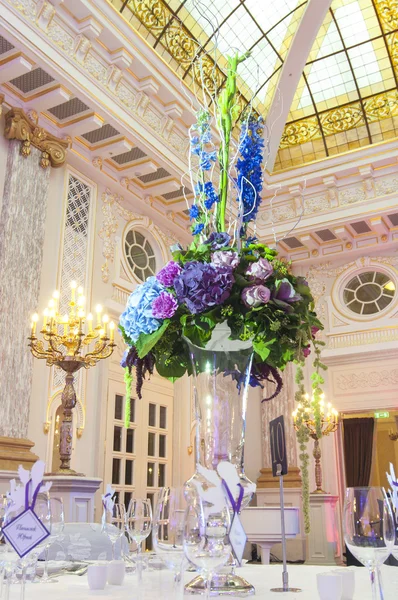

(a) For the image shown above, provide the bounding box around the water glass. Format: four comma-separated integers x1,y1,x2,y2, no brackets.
153,487,186,591
102,503,126,561
40,497,64,583
183,495,231,600
343,487,394,600
126,499,152,581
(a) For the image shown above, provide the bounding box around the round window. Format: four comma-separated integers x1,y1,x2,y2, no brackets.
124,229,156,282
343,271,396,315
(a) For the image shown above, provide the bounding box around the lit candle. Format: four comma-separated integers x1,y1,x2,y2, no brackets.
43,308,49,329
63,313,69,336
31,313,39,336
87,313,93,333
77,286,84,296
109,321,115,342
102,314,109,336
99,328,105,339
96,304,102,327
77,295,85,308
70,280,77,303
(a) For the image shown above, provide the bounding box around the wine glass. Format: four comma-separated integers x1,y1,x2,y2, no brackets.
153,488,186,592
183,495,231,600
343,487,394,600
126,499,152,581
102,502,126,561
39,497,64,583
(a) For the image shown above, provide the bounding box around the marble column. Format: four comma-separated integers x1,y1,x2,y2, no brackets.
0,108,68,468
256,363,306,562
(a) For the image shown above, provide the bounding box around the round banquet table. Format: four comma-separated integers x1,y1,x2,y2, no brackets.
17,564,398,599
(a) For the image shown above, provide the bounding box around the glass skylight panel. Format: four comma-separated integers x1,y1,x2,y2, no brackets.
315,22,343,58
334,1,380,48
240,39,280,94
348,42,383,92
183,0,240,37
302,53,357,108
244,0,300,33
215,5,262,56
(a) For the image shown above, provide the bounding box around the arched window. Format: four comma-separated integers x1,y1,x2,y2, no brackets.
124,228,157,282
342,271,395,316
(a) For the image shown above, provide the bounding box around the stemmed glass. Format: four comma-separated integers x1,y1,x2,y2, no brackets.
102,502,126,561
343,487,394,600
4,494,51,600
126,499,152,581
39,497,64,583
0,495,10,596
183,495,231,600
153,488,186,593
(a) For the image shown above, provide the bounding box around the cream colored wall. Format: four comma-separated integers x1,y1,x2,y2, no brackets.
0,112,8,216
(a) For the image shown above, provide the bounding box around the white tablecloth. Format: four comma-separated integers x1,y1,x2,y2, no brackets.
15,564,398,599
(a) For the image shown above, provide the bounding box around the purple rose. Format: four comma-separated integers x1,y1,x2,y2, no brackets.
274,279,301,304
205,232,231,250
303,345,311,358
152,291,178,319
241,285,271,308
174,261,234,314
156,261,182,287
245,257,273,283
211,250,239,269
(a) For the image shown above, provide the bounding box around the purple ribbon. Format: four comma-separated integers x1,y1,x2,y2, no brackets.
392,480,398,487
24,479,43,511
222,480,244,515
102,492,111,510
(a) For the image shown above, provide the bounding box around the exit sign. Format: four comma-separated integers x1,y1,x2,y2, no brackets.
374,411,390,419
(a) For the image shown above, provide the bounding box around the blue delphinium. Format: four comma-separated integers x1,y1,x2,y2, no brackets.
119,277,164,342
189,205,200,220
236,116,264,224
192,223,204,235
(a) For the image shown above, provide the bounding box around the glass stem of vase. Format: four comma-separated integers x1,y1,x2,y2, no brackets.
376,565,385,600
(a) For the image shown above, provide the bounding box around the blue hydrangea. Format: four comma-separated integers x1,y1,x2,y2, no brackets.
236,116,264,224
119,277,164,342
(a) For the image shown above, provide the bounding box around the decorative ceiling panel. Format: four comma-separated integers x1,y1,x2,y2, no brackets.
82,124,120,144
112,146,148,164
138,167,171,183
9,68,55,93
48,97,90,120
0,35,14,55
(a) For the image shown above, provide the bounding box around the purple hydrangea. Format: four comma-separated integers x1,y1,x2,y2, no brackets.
241,285,271,308
245,257,273,283
174,261,234,314
152,291,178,319
211,250,239,269
156,261,182,287
205,232,231,250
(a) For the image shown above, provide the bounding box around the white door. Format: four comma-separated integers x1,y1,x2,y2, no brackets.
104,374,174,545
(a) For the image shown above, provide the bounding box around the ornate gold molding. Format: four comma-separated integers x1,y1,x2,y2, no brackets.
4,107,69,168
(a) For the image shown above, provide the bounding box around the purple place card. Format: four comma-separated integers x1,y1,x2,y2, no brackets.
2,508,50,558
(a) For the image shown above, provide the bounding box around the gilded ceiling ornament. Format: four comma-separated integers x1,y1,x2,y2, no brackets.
365,91,398,120
4,107,68,168
374,0,398,32
320,105,363,135
280,117,320,148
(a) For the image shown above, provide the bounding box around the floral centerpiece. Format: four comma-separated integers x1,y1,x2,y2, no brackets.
119,53,323,421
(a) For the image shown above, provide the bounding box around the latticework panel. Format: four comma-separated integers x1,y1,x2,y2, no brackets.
52,175,92,391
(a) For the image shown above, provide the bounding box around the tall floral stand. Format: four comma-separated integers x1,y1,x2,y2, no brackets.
184,324,256,596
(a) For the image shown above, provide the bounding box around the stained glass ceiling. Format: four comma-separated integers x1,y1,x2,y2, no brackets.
276,0,398,170
112,0,398,172
112,0,307,115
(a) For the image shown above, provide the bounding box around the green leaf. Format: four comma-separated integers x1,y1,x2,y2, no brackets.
253,337,276,361
234,274,252,288
135,320,170,359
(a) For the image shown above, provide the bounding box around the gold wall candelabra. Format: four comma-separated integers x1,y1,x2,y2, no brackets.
293,394,339,494
29,281,116,475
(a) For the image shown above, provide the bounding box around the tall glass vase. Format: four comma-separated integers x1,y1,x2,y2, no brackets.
184,324,256,596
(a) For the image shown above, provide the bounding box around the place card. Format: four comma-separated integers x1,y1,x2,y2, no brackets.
229,513,247,566
2,508,50,558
